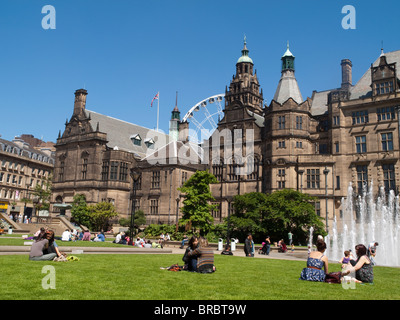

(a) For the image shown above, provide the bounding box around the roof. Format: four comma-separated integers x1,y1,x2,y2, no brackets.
86,110,169,158
141,140,203,164
273,70,303,105
0,137,55,165
246,109,265,127
350,50,400,100
237,39,253,64
310,89,333,116
309,50,400,115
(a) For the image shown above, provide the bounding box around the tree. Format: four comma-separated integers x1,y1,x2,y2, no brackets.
32,175,52,212
71,195,119,231
88,202,119,231
230,189,327,244
263,189,326,244
133,209,146,228
71,194,91,227
230,192,269,241
178,170,218,235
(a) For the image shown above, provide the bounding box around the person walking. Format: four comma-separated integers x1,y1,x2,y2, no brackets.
288,231,293,246
244,234,254,257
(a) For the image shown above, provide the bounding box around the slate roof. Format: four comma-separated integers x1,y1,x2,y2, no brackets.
85,110,169,158
350,50,400,100
0,137,55,165
310,89,334,116
310,50,400,116
273,70,303,105
141,140,203,164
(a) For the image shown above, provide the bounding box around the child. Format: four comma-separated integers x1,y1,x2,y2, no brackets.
340,250,351,265
340,250,362,284
291,243,295,253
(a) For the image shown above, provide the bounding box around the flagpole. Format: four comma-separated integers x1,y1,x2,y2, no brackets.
157,91,159,132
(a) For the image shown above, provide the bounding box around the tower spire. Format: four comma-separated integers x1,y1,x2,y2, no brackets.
237,35,253,64
273,42,303,104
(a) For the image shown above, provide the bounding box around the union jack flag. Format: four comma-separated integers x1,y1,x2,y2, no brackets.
151,93,159,107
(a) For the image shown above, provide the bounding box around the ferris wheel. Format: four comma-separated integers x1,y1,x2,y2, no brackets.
182,94,225,144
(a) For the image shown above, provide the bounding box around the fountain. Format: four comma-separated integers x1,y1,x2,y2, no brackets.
326,182,400,267
309,226,314,249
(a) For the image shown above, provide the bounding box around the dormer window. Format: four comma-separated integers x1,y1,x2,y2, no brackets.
145,138,155,149
374,81,394,95
130,134,142,146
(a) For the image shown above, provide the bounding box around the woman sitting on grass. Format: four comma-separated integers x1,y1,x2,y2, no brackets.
188,237,215,273
342,244,374,283
299,239,328,282
29,229,57,261
182,236,199,271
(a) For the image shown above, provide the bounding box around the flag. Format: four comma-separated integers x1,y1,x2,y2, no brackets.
151,93,159,107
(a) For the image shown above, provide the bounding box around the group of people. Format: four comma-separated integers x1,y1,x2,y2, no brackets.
258,236,294,256
113,232,163,248
299,238,375,284
60,229,94,242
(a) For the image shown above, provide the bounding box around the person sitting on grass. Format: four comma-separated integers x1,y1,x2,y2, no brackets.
93,232,105,242
29,230,57,261
43,230,63,258
342,244,374,283
188,237,216,273
299,239,328,282
182,236,199,271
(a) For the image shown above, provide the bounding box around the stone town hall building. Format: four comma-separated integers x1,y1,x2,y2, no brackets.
51,40,400,232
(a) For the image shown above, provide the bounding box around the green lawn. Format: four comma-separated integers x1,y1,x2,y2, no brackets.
1,253,399,300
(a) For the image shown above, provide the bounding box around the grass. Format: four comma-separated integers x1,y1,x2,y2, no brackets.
1,253,400,300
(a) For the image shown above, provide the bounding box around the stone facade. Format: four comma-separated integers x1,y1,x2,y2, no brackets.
51,42,400,232
0,137,54,220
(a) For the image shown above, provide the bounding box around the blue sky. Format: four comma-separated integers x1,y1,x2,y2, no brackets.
0,0,399,143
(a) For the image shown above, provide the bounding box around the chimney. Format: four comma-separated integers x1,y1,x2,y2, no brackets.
341,59,352,91
73,89,88,116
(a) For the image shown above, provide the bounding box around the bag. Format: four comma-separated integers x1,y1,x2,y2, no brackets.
167,264,182,271
53,255,68,262
325,271,342,284
67,255,80,262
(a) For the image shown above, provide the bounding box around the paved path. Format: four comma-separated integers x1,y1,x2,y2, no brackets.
0,243,308,261
0,236,309,262
165,244,309,262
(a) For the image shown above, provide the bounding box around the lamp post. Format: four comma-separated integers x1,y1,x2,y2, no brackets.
130,170,141,244
226,196,233,245
297,169,304,193
323,166,330,233
175,197,180,232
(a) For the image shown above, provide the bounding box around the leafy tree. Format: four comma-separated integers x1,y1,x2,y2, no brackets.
88,201,119,231
229,189,326,244
230,192,269,241
178,170,218,235
133,209,146,228
71,194,91,227
263,189,326,244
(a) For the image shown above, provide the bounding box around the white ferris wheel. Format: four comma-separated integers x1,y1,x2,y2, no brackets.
182,94,225,144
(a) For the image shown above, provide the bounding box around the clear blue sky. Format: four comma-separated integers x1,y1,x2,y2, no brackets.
0,0,399,143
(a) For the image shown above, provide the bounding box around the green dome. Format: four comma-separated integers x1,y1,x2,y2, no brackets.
237,55,253,64
237,36,253,64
